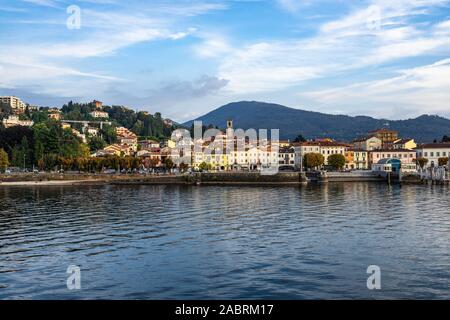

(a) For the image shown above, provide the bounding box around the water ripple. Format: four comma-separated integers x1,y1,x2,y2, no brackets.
0,183,450,299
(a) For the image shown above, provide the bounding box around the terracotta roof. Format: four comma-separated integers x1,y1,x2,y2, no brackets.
297,141,347,147
417,143,450,149
353,135,377,142
371,148,416,152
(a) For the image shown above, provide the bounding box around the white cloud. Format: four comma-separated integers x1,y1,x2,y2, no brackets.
193,33,232,58
21,0,60,7
301,58,450,118
0,1,224,101
216,0,450,95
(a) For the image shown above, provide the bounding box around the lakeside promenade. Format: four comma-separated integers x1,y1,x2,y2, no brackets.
0,171,395,186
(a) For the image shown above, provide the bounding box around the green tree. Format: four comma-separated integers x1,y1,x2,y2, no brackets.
442,135,450,143
34,139,45,165
100,125,117,145
0,101,12,120
327,154,346,170
16,136,31,168
89,136,106,152
294,134,306,143
438,157,449,167
415,157,429,169
0,148,9,172
304,153,325,170
179,162,189,172
164,157,174,171
31,110,49,124
199,161,212,171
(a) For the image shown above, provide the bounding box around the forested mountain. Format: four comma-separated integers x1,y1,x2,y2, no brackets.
185,101,450,142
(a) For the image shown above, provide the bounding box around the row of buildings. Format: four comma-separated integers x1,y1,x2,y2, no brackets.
91,121,449,173
293,128,449,171
1,96,449,172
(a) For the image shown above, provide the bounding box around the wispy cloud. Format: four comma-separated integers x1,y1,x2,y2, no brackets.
21,0,60,7
2,0,450,120
302,58,450,118
0,0,225,102
217,0,450,95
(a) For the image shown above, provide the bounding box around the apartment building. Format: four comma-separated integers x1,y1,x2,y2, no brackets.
369,128,399,149
0,96,27,113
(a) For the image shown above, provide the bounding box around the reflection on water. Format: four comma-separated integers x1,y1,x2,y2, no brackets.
0,183,449,299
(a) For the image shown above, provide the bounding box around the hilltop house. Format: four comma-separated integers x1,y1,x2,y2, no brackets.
2,115,34,128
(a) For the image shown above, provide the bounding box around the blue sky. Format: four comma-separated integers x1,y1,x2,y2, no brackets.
1,0,450,121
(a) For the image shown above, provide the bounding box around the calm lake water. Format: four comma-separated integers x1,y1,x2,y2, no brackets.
0,183,450,300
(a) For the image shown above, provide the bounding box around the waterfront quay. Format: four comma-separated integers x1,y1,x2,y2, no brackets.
0,171,394,186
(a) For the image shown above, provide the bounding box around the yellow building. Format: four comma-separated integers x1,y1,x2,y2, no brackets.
354,150,369,169
167,139,176,149
393,139,417,150
193,148,230,171
345,148,355,170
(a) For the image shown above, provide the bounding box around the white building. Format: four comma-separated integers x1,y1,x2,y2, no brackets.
279,147,295,167
293,141,347,169
0,96,27,113
90,110,109,118
87,127,99,136
353,136,382,151
416,143,450,168
2,115,34,128
228,146,278,170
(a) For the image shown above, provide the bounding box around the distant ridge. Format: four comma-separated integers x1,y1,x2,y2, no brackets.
184,101,450,142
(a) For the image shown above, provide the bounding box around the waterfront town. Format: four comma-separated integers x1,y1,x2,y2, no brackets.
0,95,449,178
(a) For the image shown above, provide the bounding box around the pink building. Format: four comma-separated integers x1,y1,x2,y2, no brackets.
369,149,416,167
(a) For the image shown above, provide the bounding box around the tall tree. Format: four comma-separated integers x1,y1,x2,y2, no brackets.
438,157,449,167
89,136,106,152
304,153,325,170
294,134,307,143
0,101,12,120
328,154,346,170
0,148,9,171
415,157,429,169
